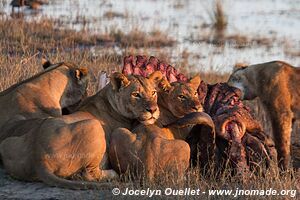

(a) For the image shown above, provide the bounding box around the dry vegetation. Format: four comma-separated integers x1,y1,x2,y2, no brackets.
108,28,176,48
103,10,128,19
0,15,175,94
211,0,227,33
0,17,175,52
112,165,299,200
198,71,229,84
0,13,299,199
189,0,273,49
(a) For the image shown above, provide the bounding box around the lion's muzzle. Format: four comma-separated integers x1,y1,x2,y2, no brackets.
139,105,160,125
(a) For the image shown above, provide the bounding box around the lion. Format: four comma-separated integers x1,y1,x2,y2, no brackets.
156,75,214,139
108,75,215,176
109,124,190,181
0,72,163,189
107,75,214,180
227,60,300,169
0,59,89,142
157,75,216,166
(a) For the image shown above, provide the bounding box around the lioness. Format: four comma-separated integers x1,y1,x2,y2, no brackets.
0,72,162,189
109,124,190,181
157,75,215,168
227,61,300,169
156,75,211,139
157,75,215,150
0,59,89,142
108,74,215,180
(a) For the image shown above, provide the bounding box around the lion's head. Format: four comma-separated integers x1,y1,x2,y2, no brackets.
227,66,257,100
159,75,203,118
109,71,162,125
42,59,89,113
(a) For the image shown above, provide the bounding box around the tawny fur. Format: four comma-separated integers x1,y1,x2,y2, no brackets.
0,72,163,189
109,124,190,181
228,61,300,169
109,75,214,180
0,61,88,142
156,75,206,140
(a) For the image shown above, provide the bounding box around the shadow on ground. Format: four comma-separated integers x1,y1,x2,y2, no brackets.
0,168,114,200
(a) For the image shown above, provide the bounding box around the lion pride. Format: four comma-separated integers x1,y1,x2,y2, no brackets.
228,61,300,169
0,72,163,189
108,76,216,180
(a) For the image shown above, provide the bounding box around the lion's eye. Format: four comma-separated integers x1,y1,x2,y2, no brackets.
178,95,186,100
132,92,141,98
231,76,239,82
152,91,157,96
194,91,198,96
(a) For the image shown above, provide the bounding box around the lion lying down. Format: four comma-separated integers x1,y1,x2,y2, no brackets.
109,124,190,181
0,72,163,190
0,59,89,142
109,75,216,180
0,117,113,189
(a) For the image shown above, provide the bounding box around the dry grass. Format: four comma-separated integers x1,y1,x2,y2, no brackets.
109,162,299,200
103,10,127,19
202,0,227,42
0,16,175,54
0,17,104,54
172,0,185,9
195,0,272,49
212,0,227,33
199,71,230,83
0,15,299,199
188,32,272,49
109,28,176,48
0,16,122,94
0,16,176,94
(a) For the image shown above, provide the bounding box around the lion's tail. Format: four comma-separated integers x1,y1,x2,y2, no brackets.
36,165,113,190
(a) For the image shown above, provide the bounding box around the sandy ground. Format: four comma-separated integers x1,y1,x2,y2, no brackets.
0,168,115,200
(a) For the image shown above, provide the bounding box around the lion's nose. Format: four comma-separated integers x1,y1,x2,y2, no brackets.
146,107,157,114
192,107,199,111
192,105,202,112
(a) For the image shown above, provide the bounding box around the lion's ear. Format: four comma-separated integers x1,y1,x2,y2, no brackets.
159,77,172,93
75,67,88,80
42,58,52,69
233,62,248,72
188,74,201,89
148,71,163,84
110,72,130,91
148,71,171,92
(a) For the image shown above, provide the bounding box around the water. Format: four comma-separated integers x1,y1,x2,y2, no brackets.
1,0,299,73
